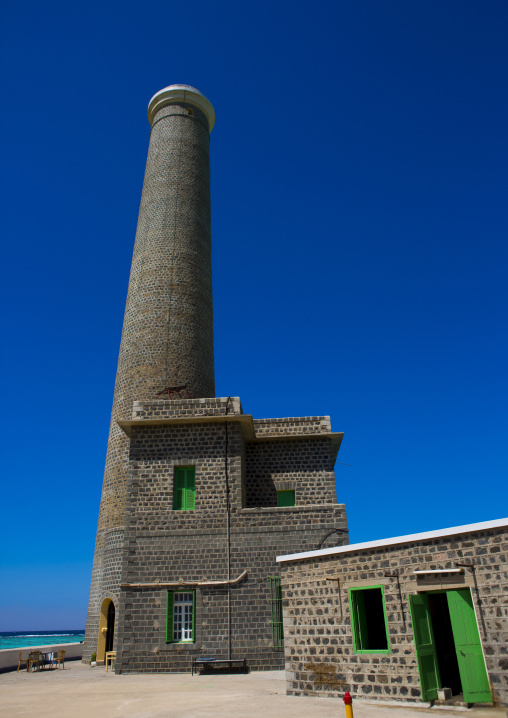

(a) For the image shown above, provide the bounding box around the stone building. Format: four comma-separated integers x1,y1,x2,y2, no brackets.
277,518,508,706
84,85,349,670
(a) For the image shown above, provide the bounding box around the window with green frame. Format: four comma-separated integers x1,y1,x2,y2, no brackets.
268,576,284,648
173,466,195,510
277,490,295,507
166,590,195,643
349,585,390,653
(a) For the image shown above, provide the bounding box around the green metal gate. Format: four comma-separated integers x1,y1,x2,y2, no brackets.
269,576,284,649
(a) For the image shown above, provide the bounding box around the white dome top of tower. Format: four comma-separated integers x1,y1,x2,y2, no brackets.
147,84,215,132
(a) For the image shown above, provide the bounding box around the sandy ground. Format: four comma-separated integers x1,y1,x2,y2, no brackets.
0,662,505,718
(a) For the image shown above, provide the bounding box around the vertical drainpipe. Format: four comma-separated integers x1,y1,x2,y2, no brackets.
225,396,232,660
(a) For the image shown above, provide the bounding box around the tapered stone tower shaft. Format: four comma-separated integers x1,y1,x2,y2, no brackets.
84,85,215,660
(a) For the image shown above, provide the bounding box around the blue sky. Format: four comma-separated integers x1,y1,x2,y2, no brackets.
1,0,507,630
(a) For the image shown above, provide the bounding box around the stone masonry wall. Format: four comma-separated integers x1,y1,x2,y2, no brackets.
244,438,337,508
254,417,332,437
84,95,215,661
280,526,508,706
132,397,242,420
115,413,348,673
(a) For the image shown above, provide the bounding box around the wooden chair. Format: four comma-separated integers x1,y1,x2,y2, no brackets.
17,652,30,672
28,651,41,671
53,650,65,669
105,651,116,672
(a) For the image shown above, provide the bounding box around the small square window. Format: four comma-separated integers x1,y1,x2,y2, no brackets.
277,490,295,507
187,108,194,116
174,467,195,510
349,586,390,653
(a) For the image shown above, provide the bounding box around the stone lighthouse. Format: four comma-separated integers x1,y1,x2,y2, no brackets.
84,85,217,661
85,85,348,671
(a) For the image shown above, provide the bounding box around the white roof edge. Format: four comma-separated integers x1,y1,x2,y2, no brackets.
276,518,508,563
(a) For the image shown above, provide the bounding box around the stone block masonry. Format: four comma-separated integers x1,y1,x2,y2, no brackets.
278,521,508,706
84,86,216,662
84,85,350,673
114,397,348,672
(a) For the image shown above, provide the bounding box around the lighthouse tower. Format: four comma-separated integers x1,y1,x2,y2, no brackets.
85,85,347,672
84,85,216,661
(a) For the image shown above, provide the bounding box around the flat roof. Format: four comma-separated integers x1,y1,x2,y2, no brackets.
276,517,508,563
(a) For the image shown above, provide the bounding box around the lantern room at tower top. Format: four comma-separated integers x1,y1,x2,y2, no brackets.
147,85,216,130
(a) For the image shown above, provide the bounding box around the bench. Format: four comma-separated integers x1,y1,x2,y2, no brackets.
192,657,248,675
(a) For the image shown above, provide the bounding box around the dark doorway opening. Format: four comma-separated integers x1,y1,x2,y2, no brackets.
105,601,115,653
428,593,462,696
361,588,388,650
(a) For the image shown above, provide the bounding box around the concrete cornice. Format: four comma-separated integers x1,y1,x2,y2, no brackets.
117,415,343,461
147,84,215,131
118,413,256,440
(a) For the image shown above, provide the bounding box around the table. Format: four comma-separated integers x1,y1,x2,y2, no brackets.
28,651,50,671
39,652,53,670
192,658,248,675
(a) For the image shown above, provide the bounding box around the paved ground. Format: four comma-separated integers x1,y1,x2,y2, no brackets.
1,662,505,718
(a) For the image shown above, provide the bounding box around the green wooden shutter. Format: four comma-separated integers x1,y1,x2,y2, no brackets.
350,590,359,647
446,589,492,703
166,591,174,643
277,490,295,507
174,467,195,510
409,593,440,701
356,591,369,649
185,468,195,510
350,590,372,651
174,470,186,510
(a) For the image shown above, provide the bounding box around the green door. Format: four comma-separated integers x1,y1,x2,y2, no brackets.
446,589,492,703
409,593,441,700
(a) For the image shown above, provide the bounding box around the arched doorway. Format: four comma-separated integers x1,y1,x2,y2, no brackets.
97,598,115,663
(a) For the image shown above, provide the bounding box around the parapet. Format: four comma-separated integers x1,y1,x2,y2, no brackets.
117,397,343,461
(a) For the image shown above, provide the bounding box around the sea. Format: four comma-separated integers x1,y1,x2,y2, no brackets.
0,630,85,651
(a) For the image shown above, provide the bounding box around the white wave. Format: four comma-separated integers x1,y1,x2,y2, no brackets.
10,633,76,638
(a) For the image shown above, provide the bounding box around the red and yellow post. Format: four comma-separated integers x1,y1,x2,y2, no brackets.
343,691,354,718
